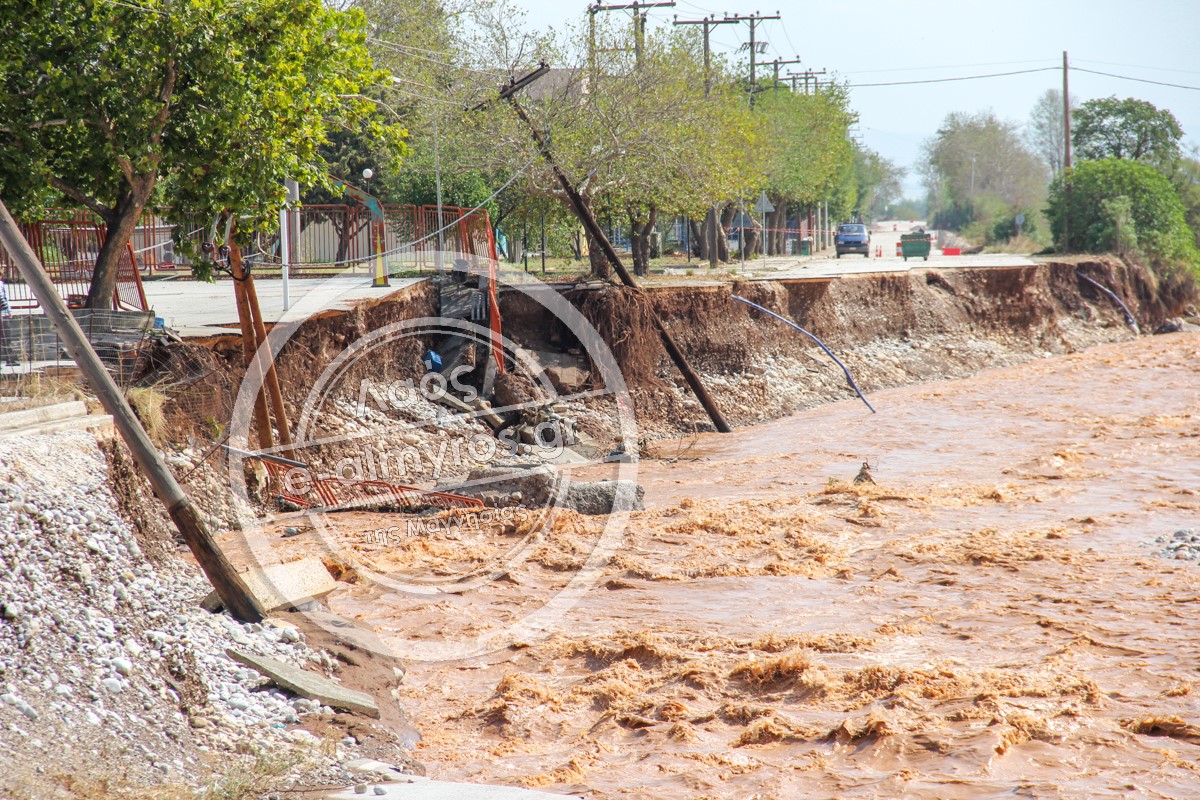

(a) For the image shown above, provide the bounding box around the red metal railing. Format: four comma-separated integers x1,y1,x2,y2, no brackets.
0,214,148,311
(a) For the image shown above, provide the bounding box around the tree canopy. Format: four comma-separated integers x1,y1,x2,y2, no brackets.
1072,96,1183,166
1046,158,1197,270
0,0,400,304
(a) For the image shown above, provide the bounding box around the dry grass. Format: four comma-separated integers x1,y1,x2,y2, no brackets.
125,385,168,443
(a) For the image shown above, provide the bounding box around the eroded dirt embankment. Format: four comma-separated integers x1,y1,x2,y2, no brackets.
499,258,1187,440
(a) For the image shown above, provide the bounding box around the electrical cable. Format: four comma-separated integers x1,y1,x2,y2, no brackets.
1074,58,1200,76
1071,67,1200,91
317,151,540,268
845,58,1056,75
847,66,1059,88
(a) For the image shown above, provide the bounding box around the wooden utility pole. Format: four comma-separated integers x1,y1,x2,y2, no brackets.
788,68,826,94
765,56,802,93
230,242,295,461
723,11,780,107
0,199,265,623
495,66,733,433
229,250,275,454
1062,50,1072,252
588,1,676,69
672,14,740,96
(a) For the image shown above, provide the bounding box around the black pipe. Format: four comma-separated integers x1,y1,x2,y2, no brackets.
732,295,877,414
1076,269,1140,335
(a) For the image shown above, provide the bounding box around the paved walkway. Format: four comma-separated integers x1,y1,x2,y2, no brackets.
142,274,423,337
665,227,1034,281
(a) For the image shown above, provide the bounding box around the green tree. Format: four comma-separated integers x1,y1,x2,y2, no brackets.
1027,88,1074,178
920,110,1047,234
852,146,905,222
1072,96,1183,166
0,0,396,307
1046,158,1197,270
757,85,856,255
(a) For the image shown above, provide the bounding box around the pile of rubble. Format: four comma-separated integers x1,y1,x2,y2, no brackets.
0,430,401,796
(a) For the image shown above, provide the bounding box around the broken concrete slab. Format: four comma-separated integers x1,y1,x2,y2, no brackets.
226,648,380,718
561,479,644,515
202,556,336,613
321,774,584,799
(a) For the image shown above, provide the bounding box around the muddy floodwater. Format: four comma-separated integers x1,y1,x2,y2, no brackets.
327,332,1200,798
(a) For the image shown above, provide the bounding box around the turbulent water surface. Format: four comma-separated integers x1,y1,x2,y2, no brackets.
327,332,1200,799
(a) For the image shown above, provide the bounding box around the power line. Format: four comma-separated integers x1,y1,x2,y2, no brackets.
848,66,1059,88
1072,67,1200,92
368,37,506,77
844,58,1056,76
1074,58,1200,77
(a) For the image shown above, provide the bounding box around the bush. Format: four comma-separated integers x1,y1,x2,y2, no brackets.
1046,158,1198,271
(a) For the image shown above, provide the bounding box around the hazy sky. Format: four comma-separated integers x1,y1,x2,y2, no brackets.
506,0,1200,197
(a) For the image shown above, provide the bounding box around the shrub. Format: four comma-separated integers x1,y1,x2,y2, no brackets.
1046,158,1198,271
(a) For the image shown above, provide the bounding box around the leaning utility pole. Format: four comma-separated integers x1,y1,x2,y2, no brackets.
589,1,676,69
1062,50,1072,252
723,11,780,107
672,14,740,96
0,199,266,623
490,66,733,433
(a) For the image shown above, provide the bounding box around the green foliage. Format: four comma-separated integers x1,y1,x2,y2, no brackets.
0,0,400,298
920,110,1047,234
758,86,856,208
851,146,905,221
1073,96,1183,166
1046,158,1198,270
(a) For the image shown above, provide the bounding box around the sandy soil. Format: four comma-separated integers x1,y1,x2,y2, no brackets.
302,332,1200,797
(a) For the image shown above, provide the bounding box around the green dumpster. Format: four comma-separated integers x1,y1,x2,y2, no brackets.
900,233,931,261
800,237,812,256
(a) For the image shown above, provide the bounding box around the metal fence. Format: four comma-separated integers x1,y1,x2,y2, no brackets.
0,213,149,311
137,204,497,277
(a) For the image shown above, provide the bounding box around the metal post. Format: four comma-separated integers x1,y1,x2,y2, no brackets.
434,111,445,273
540,208,546,273
0,198,265,623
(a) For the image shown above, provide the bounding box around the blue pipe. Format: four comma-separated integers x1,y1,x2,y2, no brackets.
732,295,877,414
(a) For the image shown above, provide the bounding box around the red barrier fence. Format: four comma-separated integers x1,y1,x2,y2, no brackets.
0,204,498,314
0,213,148,311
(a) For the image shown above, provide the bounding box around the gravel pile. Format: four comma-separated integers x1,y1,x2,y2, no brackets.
0,431,379,795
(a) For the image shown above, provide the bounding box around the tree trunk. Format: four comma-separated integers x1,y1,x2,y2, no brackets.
689,218,704,259
578,195,610,280
87,187,145,310
629,206,657,277
718,204,735,263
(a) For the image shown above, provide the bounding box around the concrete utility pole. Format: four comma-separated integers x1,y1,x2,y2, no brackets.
588,1,676,69
492,65,733,434
672,14,740,96
723,11,780,107
0,199,266,623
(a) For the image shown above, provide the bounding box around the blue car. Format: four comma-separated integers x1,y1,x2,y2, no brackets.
835,223,871,258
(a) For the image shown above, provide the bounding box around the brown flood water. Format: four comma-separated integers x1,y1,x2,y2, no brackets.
328,333,1200,799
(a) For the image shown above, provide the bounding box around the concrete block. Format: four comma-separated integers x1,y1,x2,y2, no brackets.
227,648,379,718
202,556,336,613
